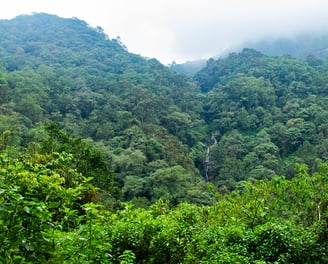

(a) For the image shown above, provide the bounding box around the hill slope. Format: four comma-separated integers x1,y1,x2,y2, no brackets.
194,48,328,189
0,13,210,206
0,13,328,264
0,13,327,201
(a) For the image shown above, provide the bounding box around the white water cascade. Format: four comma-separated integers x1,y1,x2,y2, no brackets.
205,135,217,183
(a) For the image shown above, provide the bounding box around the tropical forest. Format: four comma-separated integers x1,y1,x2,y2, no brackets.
0,13,327,263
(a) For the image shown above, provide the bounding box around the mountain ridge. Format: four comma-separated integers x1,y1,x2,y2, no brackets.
171,31,328,75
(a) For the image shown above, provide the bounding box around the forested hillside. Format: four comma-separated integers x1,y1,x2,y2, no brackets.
195,48,328,191
0,13,211,208
0,13,327,263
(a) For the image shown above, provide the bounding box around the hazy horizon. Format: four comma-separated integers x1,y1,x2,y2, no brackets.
1,0,328,64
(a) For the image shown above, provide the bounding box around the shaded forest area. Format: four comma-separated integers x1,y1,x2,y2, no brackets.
0,13,327,263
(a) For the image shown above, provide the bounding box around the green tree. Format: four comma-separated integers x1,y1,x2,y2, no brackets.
150,165,192,205
0,149,95,262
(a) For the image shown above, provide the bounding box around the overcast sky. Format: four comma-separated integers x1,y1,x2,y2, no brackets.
1,0,328,64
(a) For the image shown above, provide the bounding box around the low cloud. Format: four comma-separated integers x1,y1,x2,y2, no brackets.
1,0,328,63
167,0,328,62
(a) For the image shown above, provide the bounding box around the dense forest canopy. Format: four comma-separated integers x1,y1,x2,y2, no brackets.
0,13,327,263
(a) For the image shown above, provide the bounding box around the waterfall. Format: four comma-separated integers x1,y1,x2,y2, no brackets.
205,135,217,183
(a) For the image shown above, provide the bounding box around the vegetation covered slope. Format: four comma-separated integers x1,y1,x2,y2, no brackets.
0,13,328,263
1,13,328,201
195,48,328,190
1,144,327,263
0,13,210,207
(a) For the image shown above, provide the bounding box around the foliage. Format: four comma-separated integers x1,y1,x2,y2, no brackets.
1,14,327,198
0,13,210,205
1,152,326,262
0,13,328,262
196,48,328,188
0,147,97,262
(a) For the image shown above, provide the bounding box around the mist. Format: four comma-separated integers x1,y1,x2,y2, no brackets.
1,0,328,64
167,0,328,63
